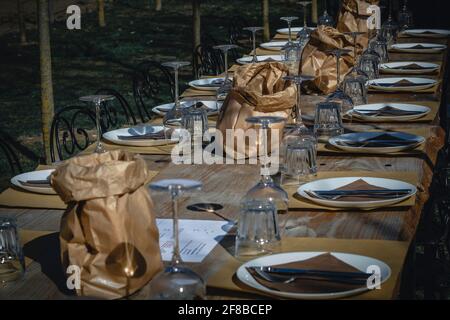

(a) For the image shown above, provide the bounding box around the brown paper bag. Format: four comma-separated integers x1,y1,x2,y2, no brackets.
300,26,354,94
337,0,380,50
51,150,163,299
216,62,296,159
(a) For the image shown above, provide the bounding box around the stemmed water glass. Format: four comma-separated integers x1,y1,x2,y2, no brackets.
326,49,354,113
297,1,313,40
79,94,115,153
147,179,205,300
280,16,299,44
381,0,399,47
213,44,239,100
343,32,369,106
244,116,289,215
243,27,264,63
318,5,334,27
162,61,191,128
283,75,315,128
398,0,413,31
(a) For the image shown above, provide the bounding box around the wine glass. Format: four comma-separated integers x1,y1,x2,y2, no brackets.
318,2,334,27
398,0,413,31
283,75,315,128
243,27,264,63
244,116,289,215
343,32,368,107
213,44,239,100
381,0,399,47
326,49,354,114
280,16,299,44
161,61,191,128
297,1,313,40
79,94,115,153
147,179,205,300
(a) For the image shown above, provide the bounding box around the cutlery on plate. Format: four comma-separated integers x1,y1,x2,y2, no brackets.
18,179,51,187
117,132,166,140
250,268,368,285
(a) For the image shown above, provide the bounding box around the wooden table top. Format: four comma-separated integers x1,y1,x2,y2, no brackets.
0,32,448,300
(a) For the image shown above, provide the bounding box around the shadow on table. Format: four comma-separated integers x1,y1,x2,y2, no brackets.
23,232,75,296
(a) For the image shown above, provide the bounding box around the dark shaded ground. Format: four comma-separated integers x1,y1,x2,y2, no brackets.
0,0,321,187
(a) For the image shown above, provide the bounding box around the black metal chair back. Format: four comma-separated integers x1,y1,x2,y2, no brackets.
95,88,138,126
132,60,174,123
0,134,23,175
228,16,251,60
193,44,224,79
50,106,97,162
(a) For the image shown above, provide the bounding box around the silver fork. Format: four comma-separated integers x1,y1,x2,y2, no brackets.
303,190,404,200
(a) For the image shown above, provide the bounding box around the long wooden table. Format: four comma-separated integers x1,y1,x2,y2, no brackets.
0,32,448,300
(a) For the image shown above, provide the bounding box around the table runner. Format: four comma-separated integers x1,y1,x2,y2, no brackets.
207,237,409,299
285,171,419,210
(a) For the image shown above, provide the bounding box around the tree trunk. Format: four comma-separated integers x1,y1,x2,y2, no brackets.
311,0,318,24
38,0,55,164
155,0,162,11
262,0,270,42
98,0,105,27
17,0,27,45
192,0,201,50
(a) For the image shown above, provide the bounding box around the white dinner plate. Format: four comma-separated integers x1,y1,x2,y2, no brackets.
188,77,225,91
349,103,431,122
260,41,289,51
151,100,222,116
403,29,450,38
237,55,285,64
390,43,447,53
277,27,316,35
297,176,417,209
237,251,391,299
103,125,179,147
11,169,56,195
379,61,440,75
367,77,437,92
328,131,425,154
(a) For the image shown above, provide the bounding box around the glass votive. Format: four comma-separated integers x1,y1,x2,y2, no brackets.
235,200,280,258
0,217,25,284
314,102,344,142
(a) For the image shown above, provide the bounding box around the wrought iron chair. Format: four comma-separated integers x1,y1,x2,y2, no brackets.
0,134,23,176
50,97,136,162
132,60,174,123
193,44,224,79
228,16,251,60
95,88,138,126
50,106,97,162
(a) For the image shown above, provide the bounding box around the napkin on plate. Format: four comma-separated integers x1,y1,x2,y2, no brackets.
354,106,424,117
196,79,224,88
247,253,366,294
337,133,419,148
307,178,407,202
117,131,166,140
18,179,51,188
391,63,431,70
375,79,419,87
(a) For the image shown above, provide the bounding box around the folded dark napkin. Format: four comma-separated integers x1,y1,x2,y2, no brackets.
18,179,51,188
354,106,424,117
408,44,440,49
337,133,419,148
375,79,423,87
247,253,366,294
117,131,166,140
310,179,404,202
391,63,433,70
